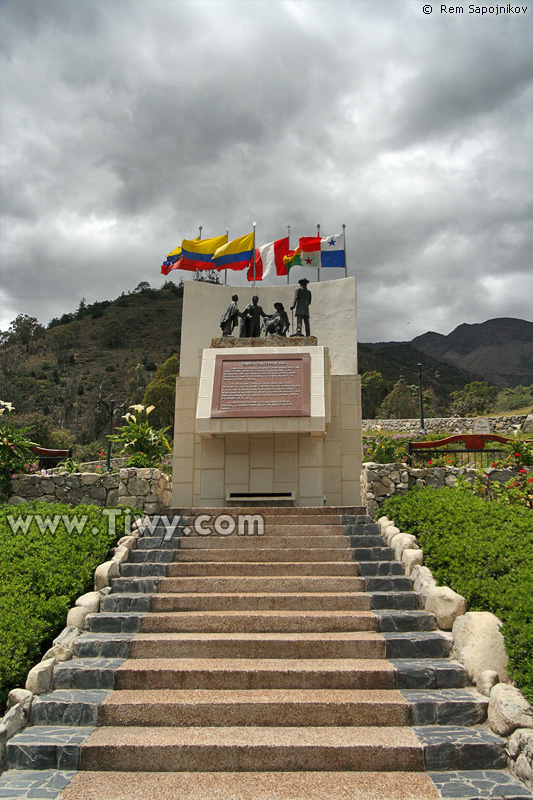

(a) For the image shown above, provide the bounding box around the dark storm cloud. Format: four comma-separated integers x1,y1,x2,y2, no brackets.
1,0,532,341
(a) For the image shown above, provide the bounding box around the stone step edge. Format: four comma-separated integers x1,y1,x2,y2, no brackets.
6,724,506,773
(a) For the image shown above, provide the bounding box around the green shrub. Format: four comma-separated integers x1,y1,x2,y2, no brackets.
0,501,133,706
382,487,533,702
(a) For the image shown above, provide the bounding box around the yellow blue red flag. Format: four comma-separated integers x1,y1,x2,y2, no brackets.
213,232,254,271
180,235,228,271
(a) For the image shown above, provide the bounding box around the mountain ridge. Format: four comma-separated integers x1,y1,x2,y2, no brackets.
362,317,533,388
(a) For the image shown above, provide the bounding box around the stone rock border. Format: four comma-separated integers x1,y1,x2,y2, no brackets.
363,415,530,435
377,513,533,789
362,463,532,519
8,468,172,513
0,514,154,772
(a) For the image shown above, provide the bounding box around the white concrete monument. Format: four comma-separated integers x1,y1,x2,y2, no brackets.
171,277,362,507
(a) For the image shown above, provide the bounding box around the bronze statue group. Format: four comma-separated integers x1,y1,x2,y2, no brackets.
220,279,312,339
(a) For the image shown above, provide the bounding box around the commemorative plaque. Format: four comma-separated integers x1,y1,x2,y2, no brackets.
211,353,311,418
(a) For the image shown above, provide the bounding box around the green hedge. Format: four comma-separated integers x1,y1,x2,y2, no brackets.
383,488,533,702
0,501,132,707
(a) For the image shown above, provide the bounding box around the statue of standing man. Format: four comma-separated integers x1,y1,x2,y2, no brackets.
291,278,312,336
220,294,240,337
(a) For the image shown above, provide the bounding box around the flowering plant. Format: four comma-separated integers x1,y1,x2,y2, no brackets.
490,438,533,470
363,429,409,464
108,404,171,464
0,401,39,495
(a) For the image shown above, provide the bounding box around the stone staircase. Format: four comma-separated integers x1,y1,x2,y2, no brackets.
2,507,531,799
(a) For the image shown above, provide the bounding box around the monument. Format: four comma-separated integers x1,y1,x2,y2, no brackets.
171,276,362,507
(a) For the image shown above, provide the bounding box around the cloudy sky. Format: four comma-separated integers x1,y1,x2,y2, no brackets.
1,0,532,342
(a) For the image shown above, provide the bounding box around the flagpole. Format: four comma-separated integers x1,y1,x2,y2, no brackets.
317,223,321,283
287,224,290,285
342,223,347,278
225,228,229,285
252,222,257,287
196,226,202,281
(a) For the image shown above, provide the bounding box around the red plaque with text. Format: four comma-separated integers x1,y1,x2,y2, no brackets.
211,353,311,418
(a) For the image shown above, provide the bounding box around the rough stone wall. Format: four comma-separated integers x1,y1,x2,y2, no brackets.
361,462,531,519
8,469,173,512
362,415,529,434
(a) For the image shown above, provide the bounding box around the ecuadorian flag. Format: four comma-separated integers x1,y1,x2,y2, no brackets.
213,232,254,271
180,235,228,271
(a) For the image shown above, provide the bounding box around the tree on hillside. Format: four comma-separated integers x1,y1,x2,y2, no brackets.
361,371,388,419
450,382,498,416
8,314,45,353
377,381,419,419
494,385,533,413
143,354,180,434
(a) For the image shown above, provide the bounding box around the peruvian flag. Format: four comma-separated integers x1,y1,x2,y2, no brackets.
248,237,290,282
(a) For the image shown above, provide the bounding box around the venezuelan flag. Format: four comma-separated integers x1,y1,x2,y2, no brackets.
161,245,182,275
180,235,228,271
213,232,255,271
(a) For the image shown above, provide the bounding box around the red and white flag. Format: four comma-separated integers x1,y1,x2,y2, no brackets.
248,237,290,282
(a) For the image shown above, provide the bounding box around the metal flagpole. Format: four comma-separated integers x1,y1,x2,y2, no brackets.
252,222,257,287
225,228,229,285
317,223,321,282
196,226,202,281
287,224,291,285
342,223,347,277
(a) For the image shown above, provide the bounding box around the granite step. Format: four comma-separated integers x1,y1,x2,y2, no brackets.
178,534,353,549
165,560,362,576
168,507,367,517
109,577,160,594
129,549,174,563
120,609,380,634
97,688,488,729
149,591,373,612
78,724,426,772
99,688,412,728
119,563,168,578
115,657,395,690
368,592,422,610
30,690,112,727
179,524,351,537
40,769,445,800
128,632,387,660
75,724,506,773
171,547,356,562
7,724,505,774
156,575,366,593
50,655,470,693
6,769,533,800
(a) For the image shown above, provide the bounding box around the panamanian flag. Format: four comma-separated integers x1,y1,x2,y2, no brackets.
299,233,345,268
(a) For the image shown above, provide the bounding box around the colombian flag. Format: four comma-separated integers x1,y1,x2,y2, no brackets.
180,235,228,271
213,232,254,271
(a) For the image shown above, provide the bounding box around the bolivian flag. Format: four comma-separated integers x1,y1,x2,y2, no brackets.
180,235,228,271
283,246,303,272
213,232,255,271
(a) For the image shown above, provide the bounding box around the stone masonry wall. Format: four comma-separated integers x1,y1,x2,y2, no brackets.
362,462,532,519
362,415,529,434
8,469,173,513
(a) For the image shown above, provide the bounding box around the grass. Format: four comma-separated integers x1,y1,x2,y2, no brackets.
383,487,533,702
0,501,133,706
